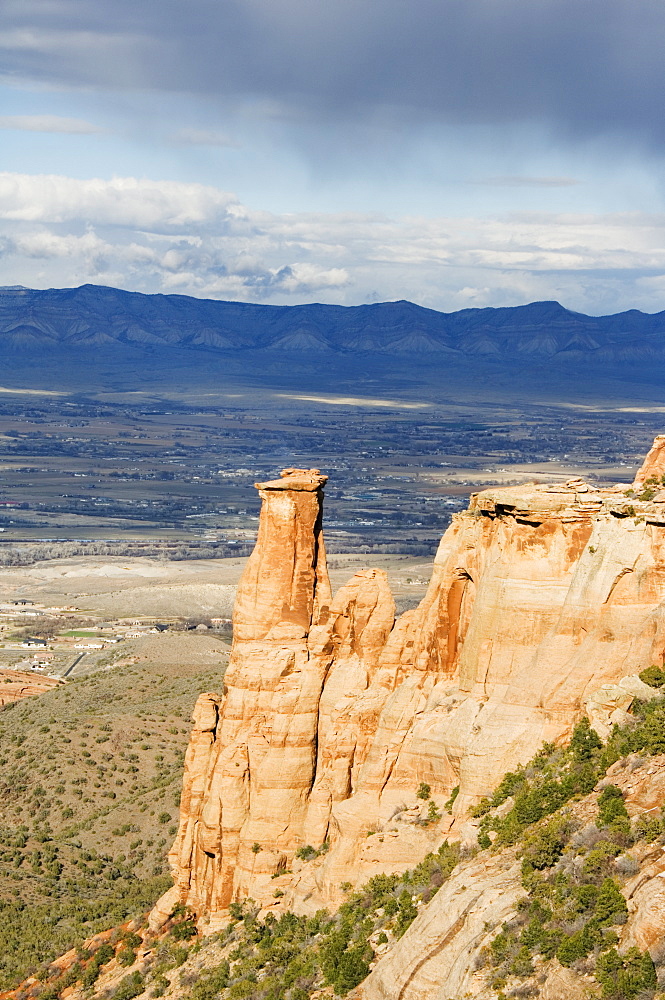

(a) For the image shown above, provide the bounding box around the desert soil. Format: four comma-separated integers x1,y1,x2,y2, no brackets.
0,552,435,617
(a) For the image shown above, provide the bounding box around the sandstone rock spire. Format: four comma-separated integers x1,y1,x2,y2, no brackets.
163,468,333,924
234,467,331,642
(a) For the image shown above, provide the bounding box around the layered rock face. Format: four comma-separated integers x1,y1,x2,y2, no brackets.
0,668,62,706
162,442,665,924
354,754,665,1000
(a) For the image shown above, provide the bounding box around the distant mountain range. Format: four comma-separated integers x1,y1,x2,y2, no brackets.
2,283,665,361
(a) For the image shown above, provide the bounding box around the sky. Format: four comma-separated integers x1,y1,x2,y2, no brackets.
2,0,665,314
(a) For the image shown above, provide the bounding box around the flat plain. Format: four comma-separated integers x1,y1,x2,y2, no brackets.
1,345,664,561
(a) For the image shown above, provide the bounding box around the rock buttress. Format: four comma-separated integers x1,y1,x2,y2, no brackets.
160,442,665,923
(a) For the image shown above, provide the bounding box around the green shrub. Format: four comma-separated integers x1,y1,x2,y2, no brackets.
57,964,82,989
191,961,230,1000
82,963,102,988
569,716,603,762
37,989,59,1000
597,785,630,830
296,844,318,861
151,974,169,997
113,971,144,1000
521,818,568,872
638,665,665,688
490,769,527,808
556,924,596,966
332,947,371,995
596,946,657,999
440,788,457,814
426,801,441,823
171,919,197,941
509,945,534,978
633,812,665,842
416,782,431,800
94,943,115,965
594,878,628,926
394,890,418,938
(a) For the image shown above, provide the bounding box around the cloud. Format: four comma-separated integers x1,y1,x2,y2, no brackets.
3,1,665,148
0,172,242,228
2,171,665,314
12,229,107,259
0,114,104,134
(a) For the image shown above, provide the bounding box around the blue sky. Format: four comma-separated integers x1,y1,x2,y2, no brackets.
2,0,665,313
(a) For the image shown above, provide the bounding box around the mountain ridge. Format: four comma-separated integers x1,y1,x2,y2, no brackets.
2,284,665,360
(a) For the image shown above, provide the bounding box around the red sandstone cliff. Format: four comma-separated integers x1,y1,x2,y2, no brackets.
155,443,665,928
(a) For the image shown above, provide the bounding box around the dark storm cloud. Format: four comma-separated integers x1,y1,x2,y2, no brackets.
3,0,665,144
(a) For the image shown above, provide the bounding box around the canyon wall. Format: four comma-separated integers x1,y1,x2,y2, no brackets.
159,442,665,926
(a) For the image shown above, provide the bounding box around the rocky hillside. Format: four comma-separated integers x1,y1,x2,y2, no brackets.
0,668,62,707
7,700,665,1000
3,284,665,360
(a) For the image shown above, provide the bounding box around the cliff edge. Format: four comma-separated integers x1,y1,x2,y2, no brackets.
157,442,665,926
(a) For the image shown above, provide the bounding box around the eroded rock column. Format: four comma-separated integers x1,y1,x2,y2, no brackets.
163,469,331,925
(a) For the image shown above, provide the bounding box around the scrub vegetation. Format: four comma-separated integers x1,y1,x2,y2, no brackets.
7,678,665,999
0,658,220,988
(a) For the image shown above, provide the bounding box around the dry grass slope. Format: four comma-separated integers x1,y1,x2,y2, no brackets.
0,635,229,987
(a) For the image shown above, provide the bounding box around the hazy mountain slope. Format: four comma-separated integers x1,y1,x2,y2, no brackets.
2,284,665,360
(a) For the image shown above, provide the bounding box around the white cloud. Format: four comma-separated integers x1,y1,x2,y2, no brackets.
2,171,665,313
12,229,107,259
0,173,241,228
0,114,104,134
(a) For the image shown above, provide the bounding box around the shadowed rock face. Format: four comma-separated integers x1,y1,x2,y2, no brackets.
160,443,665,925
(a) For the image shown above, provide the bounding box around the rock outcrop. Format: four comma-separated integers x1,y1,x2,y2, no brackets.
354,754,665,1000
166,469,333,923
160,443,665,925
0,668,62,706
633,433,665,486
353,848,525,1000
